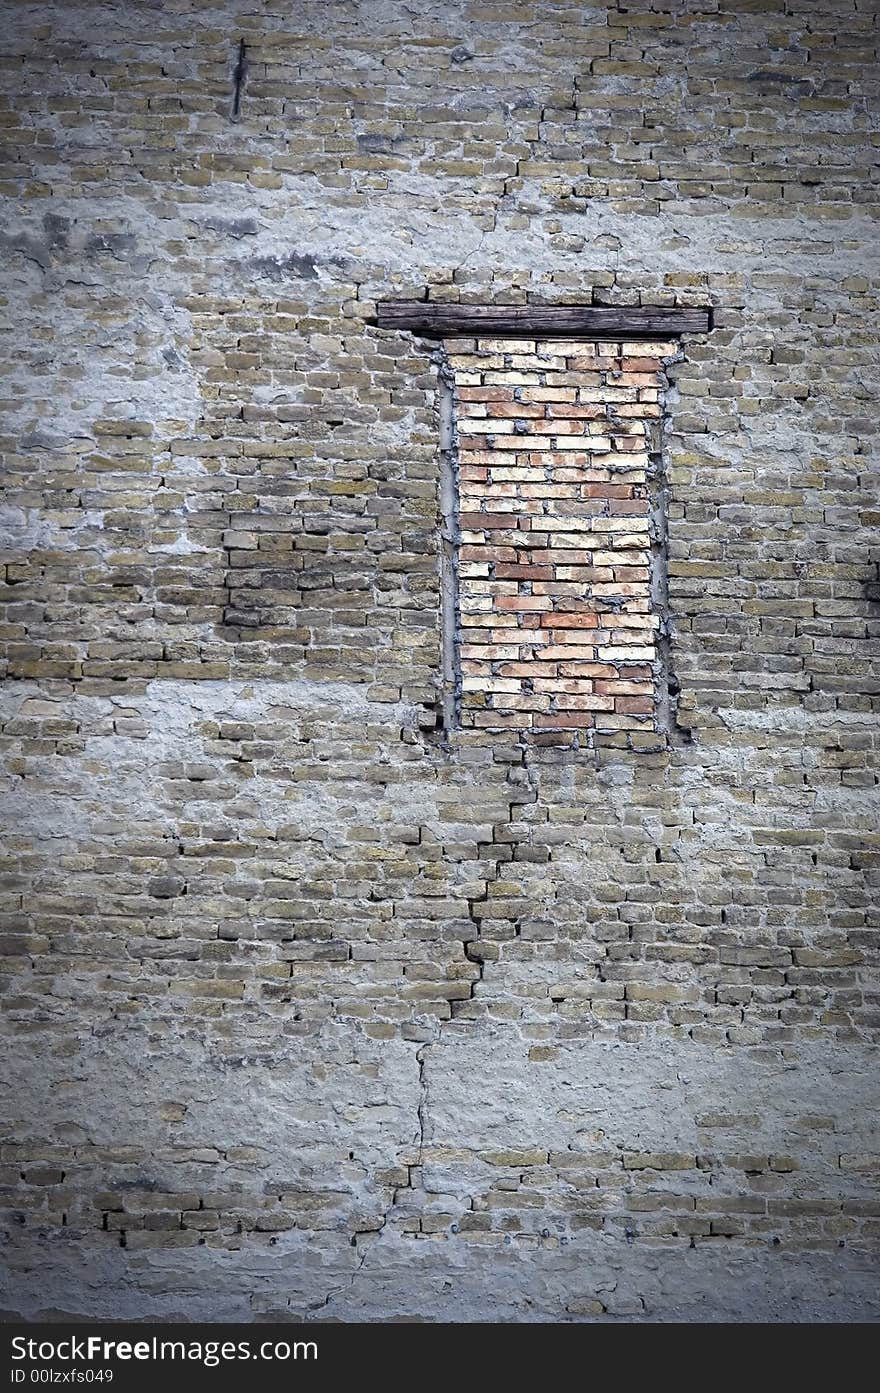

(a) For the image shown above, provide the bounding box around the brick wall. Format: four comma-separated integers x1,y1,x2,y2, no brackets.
0,0,878,1324
451,336,672,736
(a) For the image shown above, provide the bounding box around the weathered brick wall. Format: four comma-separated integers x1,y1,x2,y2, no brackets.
0,0,878,1321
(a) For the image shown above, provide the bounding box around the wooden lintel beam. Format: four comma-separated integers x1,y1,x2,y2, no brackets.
374,302,712,338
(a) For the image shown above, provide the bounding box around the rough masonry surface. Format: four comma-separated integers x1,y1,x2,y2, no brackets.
0,0,878,1322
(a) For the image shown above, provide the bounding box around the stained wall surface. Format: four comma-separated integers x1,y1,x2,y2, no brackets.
1,0,879,1321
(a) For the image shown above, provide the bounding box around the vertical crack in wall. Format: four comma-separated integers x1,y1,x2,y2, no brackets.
415,1039,433,1157
649,349,686,743
230,38,247,121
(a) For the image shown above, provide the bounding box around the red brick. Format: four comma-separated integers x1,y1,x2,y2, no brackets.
494,564,554,579
615,696,654,715
459,512,524,529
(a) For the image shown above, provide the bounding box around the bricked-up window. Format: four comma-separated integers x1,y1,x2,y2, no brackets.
445,337,676,736
375,303,712,742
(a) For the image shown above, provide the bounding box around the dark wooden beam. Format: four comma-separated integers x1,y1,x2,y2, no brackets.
374,302,712,338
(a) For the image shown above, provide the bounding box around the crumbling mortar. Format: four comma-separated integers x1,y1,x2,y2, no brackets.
651,348,688,746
